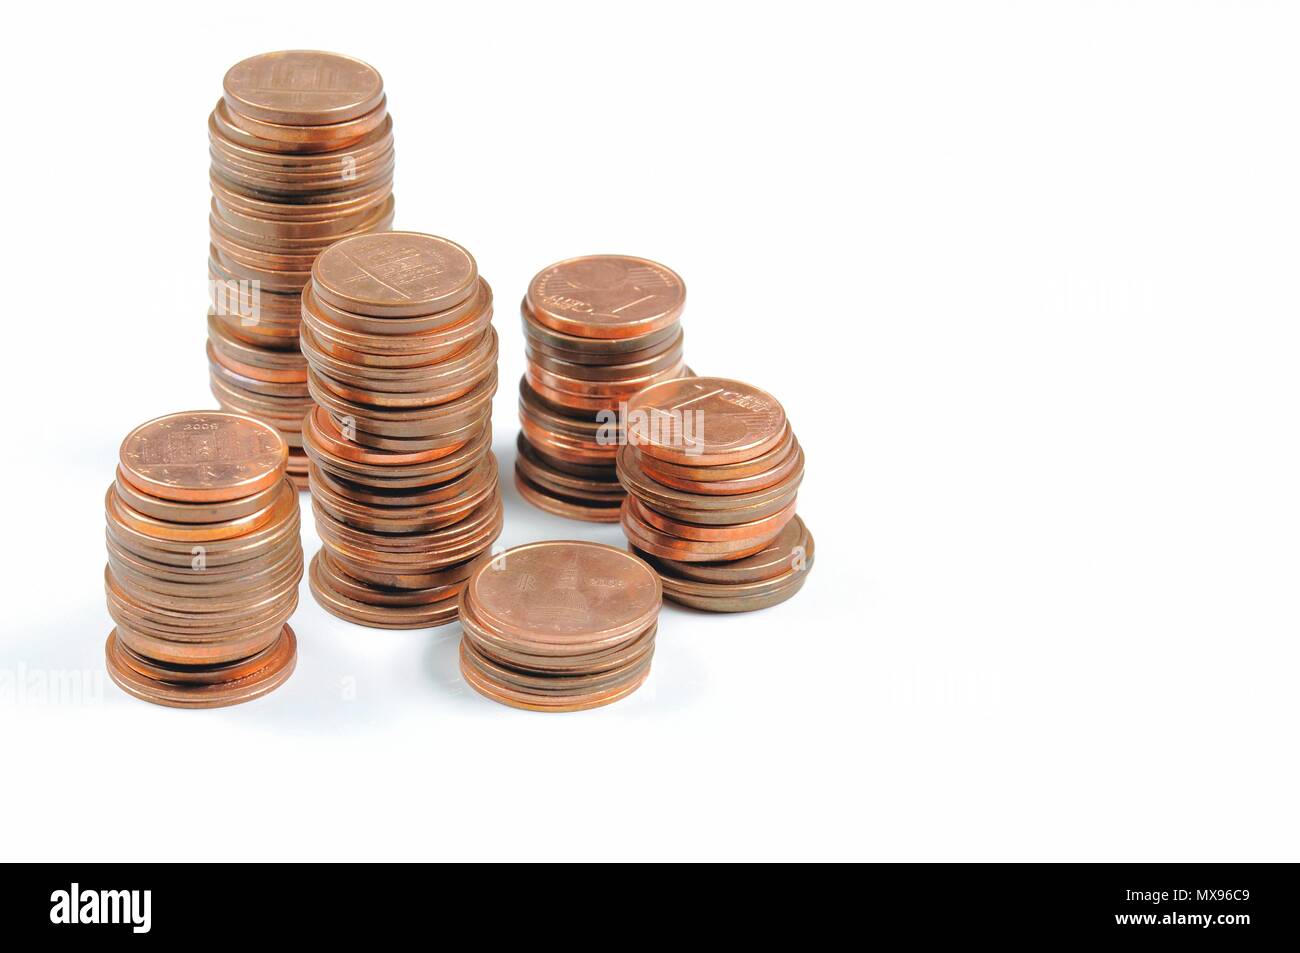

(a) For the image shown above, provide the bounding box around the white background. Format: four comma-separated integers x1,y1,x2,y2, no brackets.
1,0,1296,861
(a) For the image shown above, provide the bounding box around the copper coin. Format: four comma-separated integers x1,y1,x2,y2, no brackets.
312,232,478,318
636,514,814,585
309,554,461,628
627,494,797,543
459,645,652,712
639,439,805,497
661,565,811,612
658,548,815,601
314,550,461,607
223,98,388,146
224,51,384,126
107,483,282,542
515,433,622,496
302,278,490,337
105,625,297,708
616,443,803,521
513,470,623,523
466,540,661,647
305,406,465,465
520,297,681,353
626,376,787,466
322,546,482,591
461,633,653,694
118,411,287,503
527,355,686,399
526,255,685,340
635,424,794,483
619,500,782,560
112,465,282,524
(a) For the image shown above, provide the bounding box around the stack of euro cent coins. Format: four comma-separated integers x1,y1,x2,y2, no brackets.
208,50,396,488
516,255,689,522
617,377,813,612
104,412,302,707
458,542,661,712
300,231,502,628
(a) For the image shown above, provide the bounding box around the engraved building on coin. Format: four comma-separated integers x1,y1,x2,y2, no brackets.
208,51,396,489
300,231,502,628
458,541,661,711
104,412,303,707
515,255,690,522
616,378,813,612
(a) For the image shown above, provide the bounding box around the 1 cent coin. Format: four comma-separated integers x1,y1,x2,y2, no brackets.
118,411,288,503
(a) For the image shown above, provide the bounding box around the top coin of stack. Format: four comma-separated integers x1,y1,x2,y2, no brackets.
300,231,503,628
616,377,813,612
104,412,303,707
208,50,396,488
516,255,689,522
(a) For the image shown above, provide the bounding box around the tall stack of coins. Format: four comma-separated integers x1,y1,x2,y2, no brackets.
300,231,502,628
617,377,813,612
208,50,396,489
458,541,661,711
104,412,302,707
516,255,689,521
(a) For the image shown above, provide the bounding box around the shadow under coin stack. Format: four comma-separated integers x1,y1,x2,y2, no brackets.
458,541,661,711
104,412,303,707
617,377,814,611
301,231,502,628
208,50,396,489
516,255,689,521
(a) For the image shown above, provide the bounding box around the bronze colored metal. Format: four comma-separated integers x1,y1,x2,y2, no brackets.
620,499,783,561
208,52,396,465
526,255,685,340
223,98,387,148
513,470,623,523
457,542,661,711
297,229,503,626
113,464,282,524
223,51,384,125
659,565,811,612
308,552,463,628
626,376,787,466
103,412,303,705
512,255,690,528
636,514,814,586
105,626,297,708
467,541,660,646
118,412,287,503
312,232,478,318
627,494,797,543
616,443,803,522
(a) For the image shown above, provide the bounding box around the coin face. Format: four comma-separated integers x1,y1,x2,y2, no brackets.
627,376,787,465
118,412,287,503
223,50,384,126
469,541,661,643
313,232,478,317
527,255,685,339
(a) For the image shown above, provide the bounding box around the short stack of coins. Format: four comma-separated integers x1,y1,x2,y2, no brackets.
458,541,661,711
300,231,502,628
208,50,396,489
104,412,303,707
516,255,689,521
617,377,813,611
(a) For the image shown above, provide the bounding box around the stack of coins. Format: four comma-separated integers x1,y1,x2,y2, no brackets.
516,255,689,521
208,50,396,488
458,541,661,711
104,412,303,707
617,377,813,611
300,231,502,628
